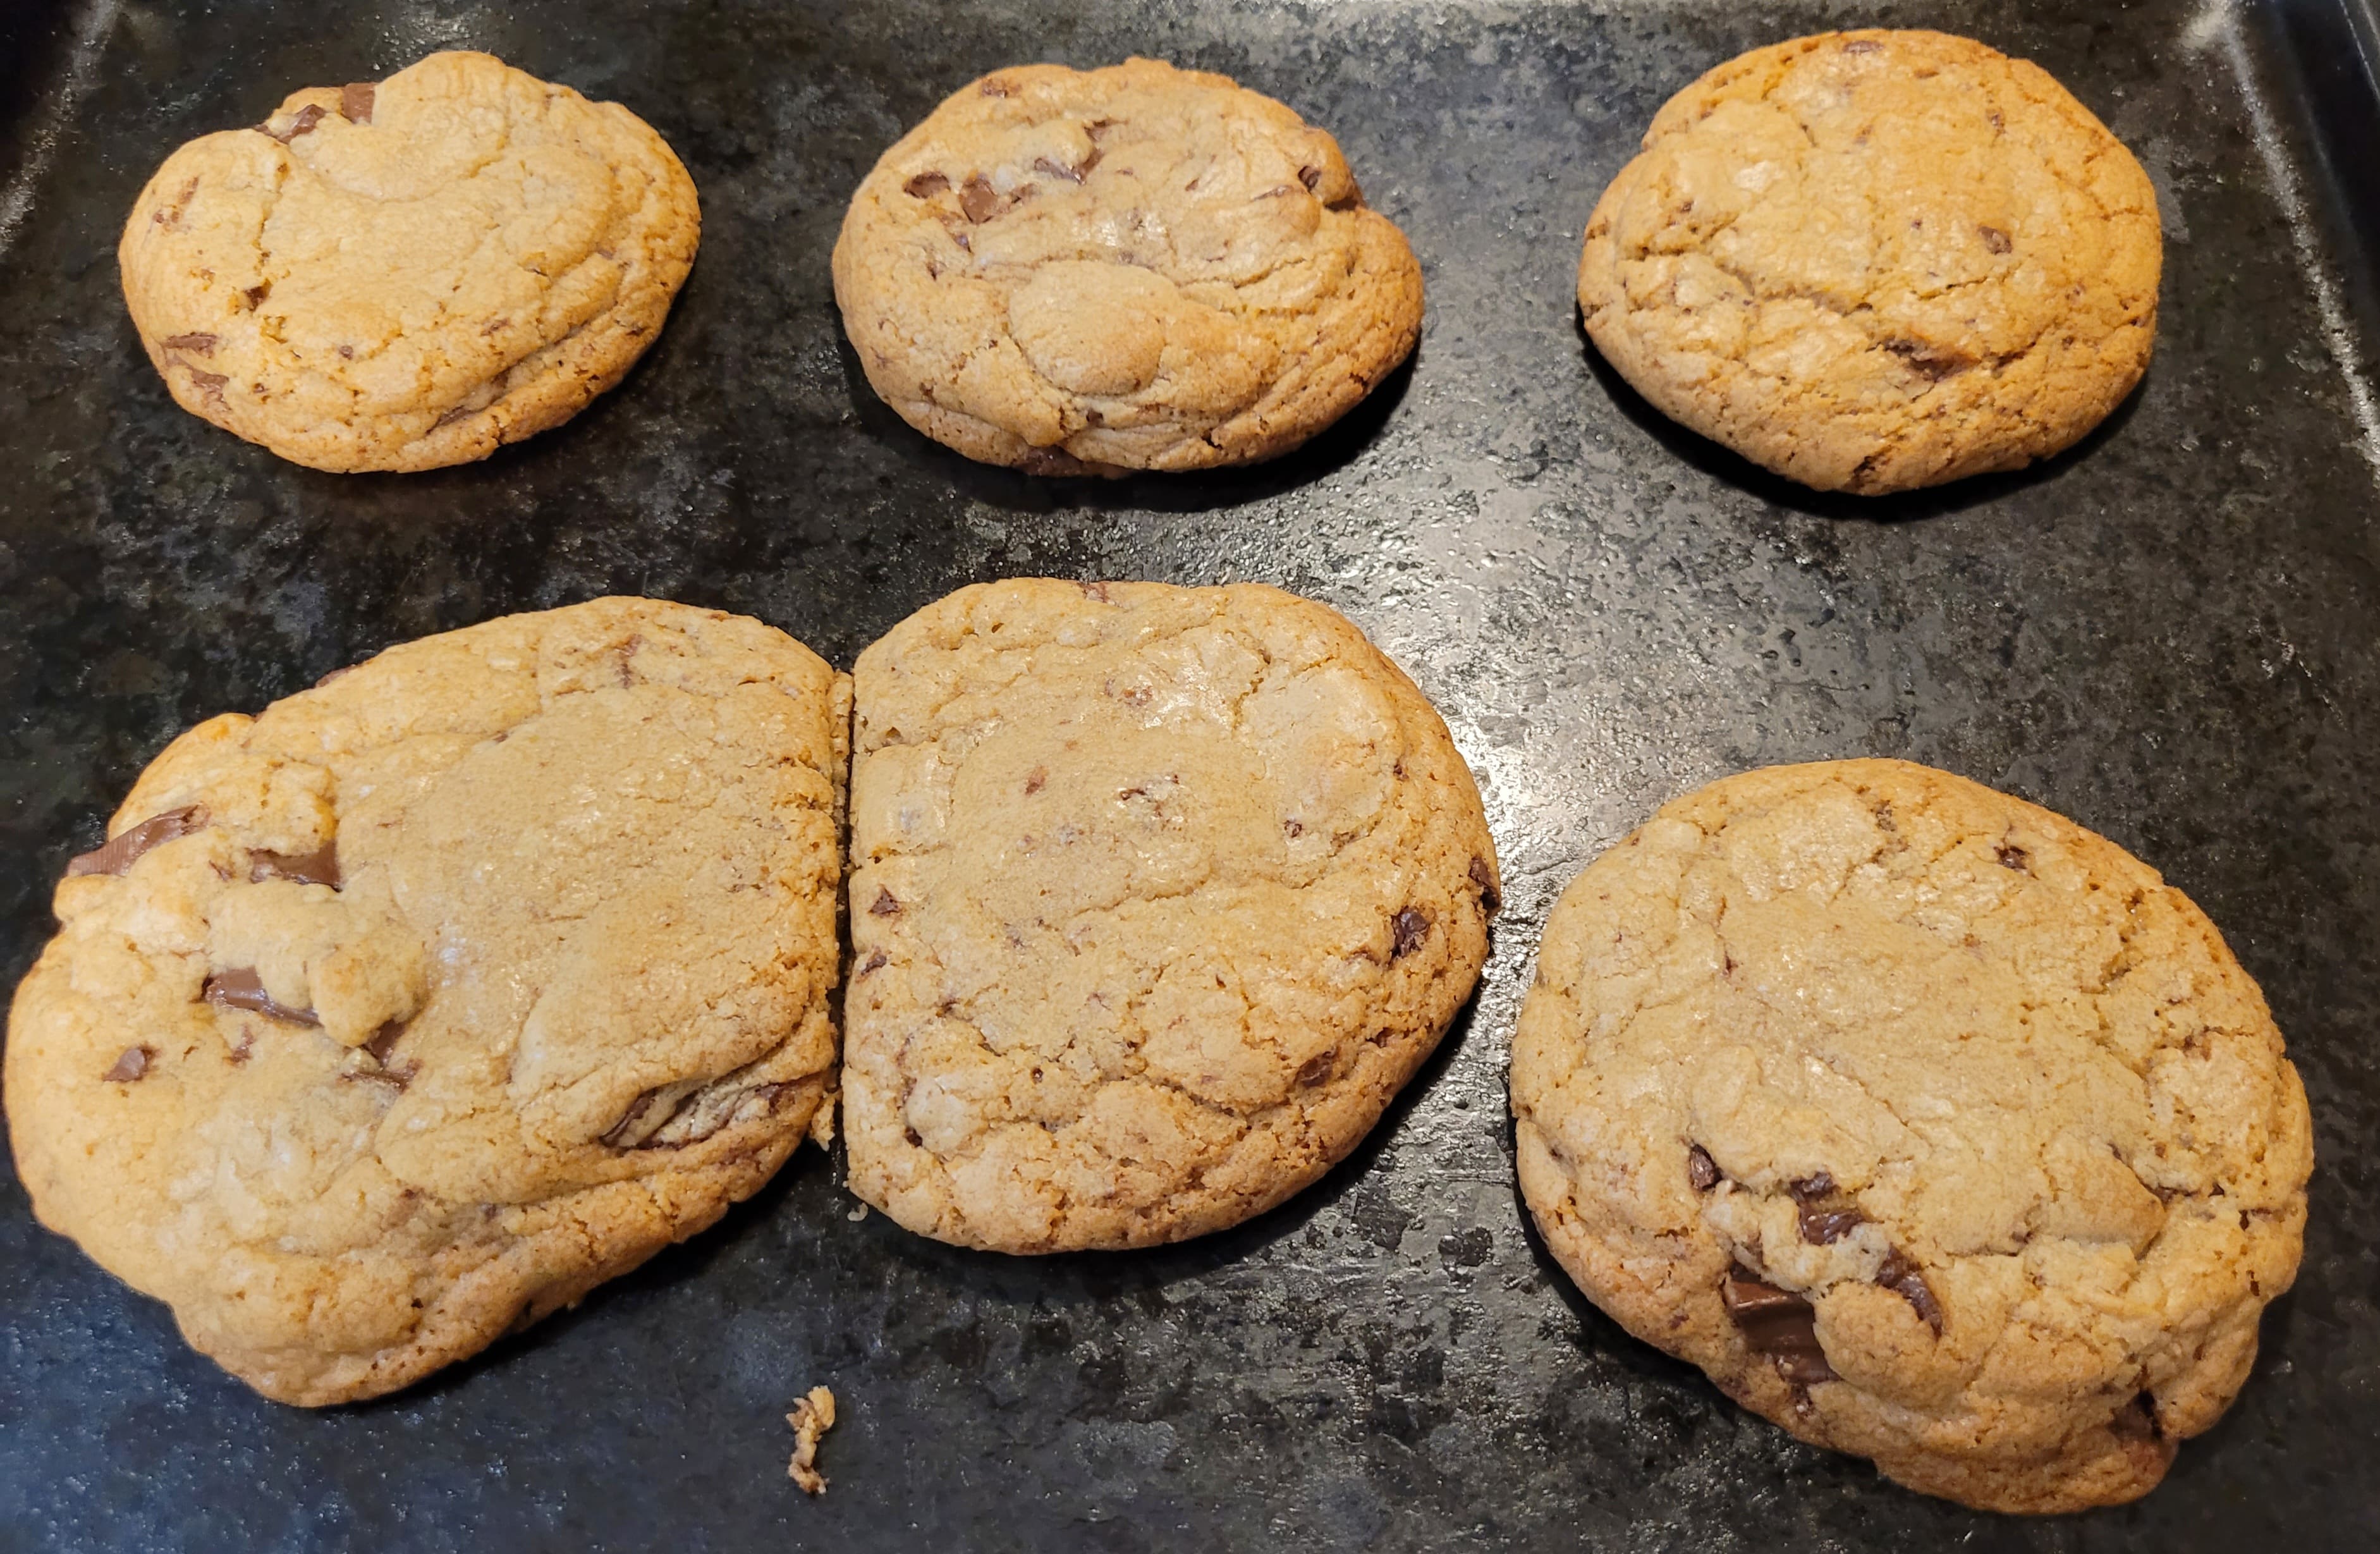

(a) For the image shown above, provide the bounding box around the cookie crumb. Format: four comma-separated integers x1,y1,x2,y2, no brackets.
786,1386,837,1495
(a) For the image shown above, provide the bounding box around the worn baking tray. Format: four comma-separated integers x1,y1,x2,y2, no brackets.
3,1,2376,1548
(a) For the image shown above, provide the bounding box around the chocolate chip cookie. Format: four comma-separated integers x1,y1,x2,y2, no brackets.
119,51,700,472
1510,760,2310,1512
845,580,1497,1251
4,599,847,1404
1578,30,2161,494
831,59,1424,474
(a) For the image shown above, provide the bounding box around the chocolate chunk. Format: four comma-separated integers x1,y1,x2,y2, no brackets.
162,333,220,353
903,170,950,199
869,888,901,916
1283,818,1303,838
66,806,209,878
1882,338,1965,380
104,1045,154,1082
1721,1266,1836,1383
250,840,340,888
2110,1392,2161,1440
958,174,1001,223
1979,224,2012,255
186,366,229,399
1468,855,1501,912
980,77,1016,97
1298,164,1323,190
599,1089,666,1148
1996,841,2030,871
1295,1052,1333,1087
263,104,327,143
904,1127,925,1148
1022,444,1102,477
432,404,475,430
1034,155,1087,184
1800,1206,1865,1244
1391,907,1432,958
1877,1250,1944,1333
363,1020,407,1064
856,950,888,977
1787,1172,1836,1202
341,82,375,123
1687,1144,1721,1192
243,281,270,309
203,969,320,1026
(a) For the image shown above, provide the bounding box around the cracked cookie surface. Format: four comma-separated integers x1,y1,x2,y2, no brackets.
1578,30,2160,494
831,59,1423,474
119,50,699,473
4,599,847,1405
845,580,1496,1251
1510,759,2309,1512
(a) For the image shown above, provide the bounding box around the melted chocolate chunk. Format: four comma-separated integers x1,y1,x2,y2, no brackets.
341,82,375,123
1996,841,2030,871
262,104,327,143
869,888,901,916
958,174,1002,223
1687,1144,1721,1192
104,1045,154,1082
1391,907,1432,958
599,1089,666,1147
66,806,209,878
1979,224,2012,255
186,366,229,399
2110,1392,2161,1440
1877,1250,1944,1333
243,281,270,308
363,1020,407,1064
1787,1172,1835,1202
1800,1207,1865,1244
1295,1052,1333,1087
1720,1266,1836,1384
1469,855,1501,912
1298,164,1322,190
250,840,340,888
203,969,320,1026
1881,338,1967,380
903,170,950,199
162,332,220,353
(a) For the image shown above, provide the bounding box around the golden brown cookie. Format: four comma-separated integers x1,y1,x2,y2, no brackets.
4,599,847,1404
119,51,700,472
831,59,1423,474
844,580,1498,1251
1510,760,2310,1512
1578,31,2160,494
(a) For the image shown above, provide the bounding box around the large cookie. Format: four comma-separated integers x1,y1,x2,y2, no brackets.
831,59,1423,475
119,51,699,472
845,580,1498,1251
4,599,847,1404
1578,31,2160,494
1510,760,2310,1512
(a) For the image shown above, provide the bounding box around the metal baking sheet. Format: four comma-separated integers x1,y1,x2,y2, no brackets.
3,1,2375,1547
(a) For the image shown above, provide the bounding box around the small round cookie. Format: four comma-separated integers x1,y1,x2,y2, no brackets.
4,599,848,1405
119,51,700,472
831,59,1424,475
1578,31,2160,494
1511,760,2310,1512
845,580,1498,1251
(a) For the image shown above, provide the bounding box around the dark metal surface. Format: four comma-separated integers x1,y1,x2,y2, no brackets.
3,1,2376,1548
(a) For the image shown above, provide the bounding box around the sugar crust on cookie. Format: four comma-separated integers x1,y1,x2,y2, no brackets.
119,51,700,473
1511,759,2310,1512
832,59,1423,474
1578,30,2161,494
4,599,847,1405
844,580,1498,1251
